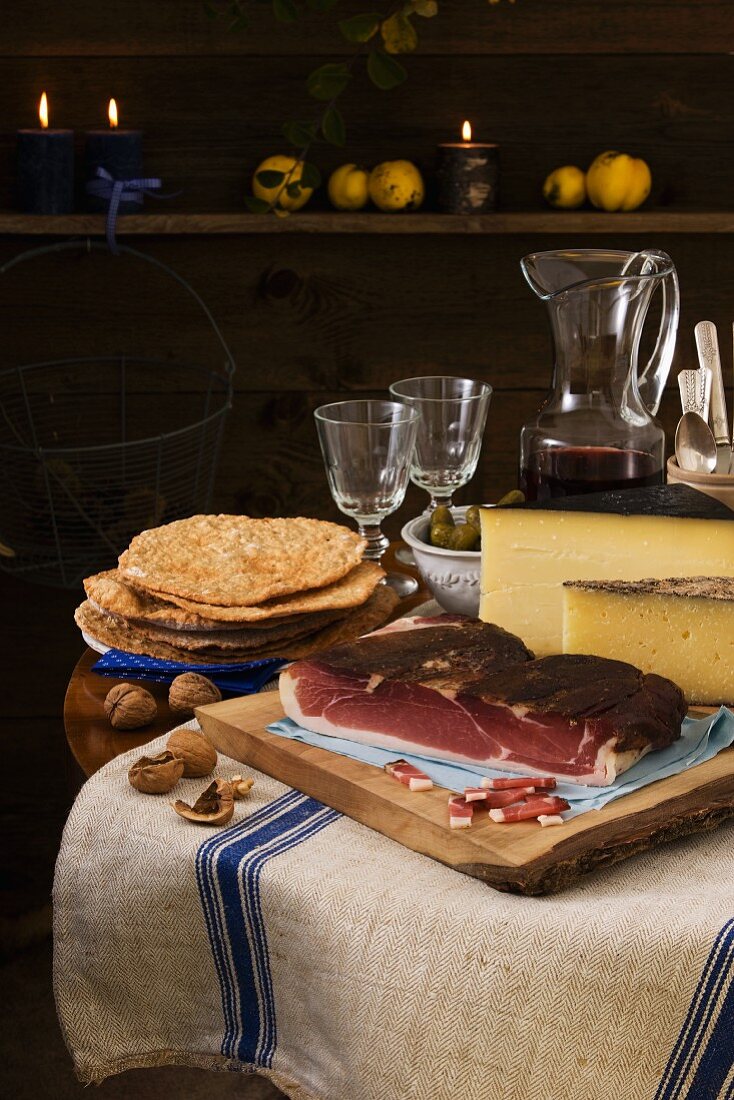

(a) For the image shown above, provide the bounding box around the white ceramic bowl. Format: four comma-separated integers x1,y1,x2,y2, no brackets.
401,506,481,616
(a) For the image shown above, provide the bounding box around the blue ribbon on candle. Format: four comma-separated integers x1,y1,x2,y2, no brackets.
85,167,176,254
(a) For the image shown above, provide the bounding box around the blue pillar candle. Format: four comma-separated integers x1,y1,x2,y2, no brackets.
437,120,499,215
85,99,143,213
16,92,74,214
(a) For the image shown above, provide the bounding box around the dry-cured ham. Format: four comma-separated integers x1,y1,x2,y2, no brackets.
480,776,557,791
489,796,570,823
463,787,535,807
384,759,433,792
448,794,474,829
280,615,685,786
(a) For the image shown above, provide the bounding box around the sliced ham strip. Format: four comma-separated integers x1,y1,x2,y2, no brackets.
448,794,473,829
489,796,570,823
384,759,433,792
480,776,557,791
464,787,535,807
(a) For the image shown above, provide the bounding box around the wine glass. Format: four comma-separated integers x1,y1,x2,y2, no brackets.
314,399,420,597
388,376,492,511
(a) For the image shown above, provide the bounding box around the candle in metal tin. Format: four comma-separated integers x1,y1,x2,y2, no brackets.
436,121,499,214
85,98,143,213
16,93,74,214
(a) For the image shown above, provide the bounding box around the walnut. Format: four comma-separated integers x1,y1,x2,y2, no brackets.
129,750,184,794
231,774,255,800
168,673,222,717
166,728,217,778
172,779,234,826
105,683,157,730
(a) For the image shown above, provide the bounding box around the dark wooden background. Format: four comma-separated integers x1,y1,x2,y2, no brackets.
1,1,734,926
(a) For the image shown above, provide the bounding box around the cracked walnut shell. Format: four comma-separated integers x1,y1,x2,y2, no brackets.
129,750,184,794
172,779,234,825
166,728,217,777
105,683,157,730
168,673,222,717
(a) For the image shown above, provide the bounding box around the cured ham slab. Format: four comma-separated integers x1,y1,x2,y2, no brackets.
279,615,686,786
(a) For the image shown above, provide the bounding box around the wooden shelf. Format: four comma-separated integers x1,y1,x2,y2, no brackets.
1,211,733,236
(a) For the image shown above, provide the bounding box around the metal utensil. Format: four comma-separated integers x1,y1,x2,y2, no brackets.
695,321,730,473
678,366,712,420
675,412,717,473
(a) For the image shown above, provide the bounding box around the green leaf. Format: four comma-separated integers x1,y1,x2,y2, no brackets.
307,62,351,101
286,181,303,198
300,161,322,189
407,0,438,16
367,49,408,90
256,169,286,188
321,105,346,146
245,195,271,213
273,0,299,22
338,12,380,43
381,11,418,54
283,119,318,147
204,1,220,21
227,13,248,29
307,0,339,10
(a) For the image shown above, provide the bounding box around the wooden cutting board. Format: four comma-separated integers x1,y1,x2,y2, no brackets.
197,693,734,896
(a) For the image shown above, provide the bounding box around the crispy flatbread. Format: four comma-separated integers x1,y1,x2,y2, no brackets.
137,561,386,623
84,570,351,635
75,585,398,665
119,515,366,607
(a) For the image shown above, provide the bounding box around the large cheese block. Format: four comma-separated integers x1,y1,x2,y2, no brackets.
562,577,734,705
479,485,734,657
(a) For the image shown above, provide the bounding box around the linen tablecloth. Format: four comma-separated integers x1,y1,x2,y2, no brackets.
54,721,734,1100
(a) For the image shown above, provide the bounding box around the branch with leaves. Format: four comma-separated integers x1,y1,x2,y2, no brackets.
206,0,515,212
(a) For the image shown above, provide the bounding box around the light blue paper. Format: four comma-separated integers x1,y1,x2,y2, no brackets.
267,707,734,818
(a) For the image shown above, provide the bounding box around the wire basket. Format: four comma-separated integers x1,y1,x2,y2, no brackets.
0,241,235,588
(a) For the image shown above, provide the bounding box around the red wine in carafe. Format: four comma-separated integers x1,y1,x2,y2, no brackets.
520,446,663,501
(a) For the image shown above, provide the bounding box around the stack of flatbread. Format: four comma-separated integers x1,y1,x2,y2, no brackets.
74,515,399,664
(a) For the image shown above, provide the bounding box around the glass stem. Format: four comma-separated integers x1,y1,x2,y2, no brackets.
428,492,454,512
357,522,389,563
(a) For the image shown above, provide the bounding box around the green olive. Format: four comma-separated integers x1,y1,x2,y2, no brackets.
465,505,482,531
449,523,480,552
497,489,525,507
430,505,454,529
429,522,456,549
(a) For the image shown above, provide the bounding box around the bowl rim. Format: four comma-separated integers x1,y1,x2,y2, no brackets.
667,455,734,485
400,505,483,558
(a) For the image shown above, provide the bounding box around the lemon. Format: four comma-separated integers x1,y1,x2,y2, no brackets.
328,164,370,211
368,160,424,212
252,155,313,212
542,165,587,209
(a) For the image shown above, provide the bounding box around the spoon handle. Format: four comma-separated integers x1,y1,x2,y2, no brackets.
695,321,728,445
678,366,711,418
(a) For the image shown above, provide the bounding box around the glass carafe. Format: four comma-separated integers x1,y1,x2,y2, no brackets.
519,248,679,500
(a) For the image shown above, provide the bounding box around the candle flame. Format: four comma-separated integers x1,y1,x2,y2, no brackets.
39,92,48,129
108,98,118,128
462,120,472,142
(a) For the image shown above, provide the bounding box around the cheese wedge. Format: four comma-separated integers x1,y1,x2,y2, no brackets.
479,485,734,657
563,577,734,705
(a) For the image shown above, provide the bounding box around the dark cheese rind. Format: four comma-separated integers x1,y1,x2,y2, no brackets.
497,484,734,520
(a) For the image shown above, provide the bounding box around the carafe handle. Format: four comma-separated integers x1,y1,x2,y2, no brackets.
634,251,680,416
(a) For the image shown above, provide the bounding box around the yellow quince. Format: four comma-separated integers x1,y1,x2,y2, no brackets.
542,165,587,209
368,160,424,212
328,164,370,211
252,155,313,212
586,151,652,212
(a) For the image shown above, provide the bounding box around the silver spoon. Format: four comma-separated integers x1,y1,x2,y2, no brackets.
675,411,717,473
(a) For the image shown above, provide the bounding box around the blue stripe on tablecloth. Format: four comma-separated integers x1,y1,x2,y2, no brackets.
197,790,340,1067
655,918,734,1100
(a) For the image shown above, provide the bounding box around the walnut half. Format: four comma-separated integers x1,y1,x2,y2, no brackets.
172,779,235,826
129,751,184,794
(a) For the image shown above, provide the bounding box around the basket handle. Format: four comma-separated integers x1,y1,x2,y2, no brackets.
0,239,236,381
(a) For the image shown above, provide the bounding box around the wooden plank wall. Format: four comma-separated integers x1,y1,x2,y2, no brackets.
1,0,733,924
0,2,733,529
